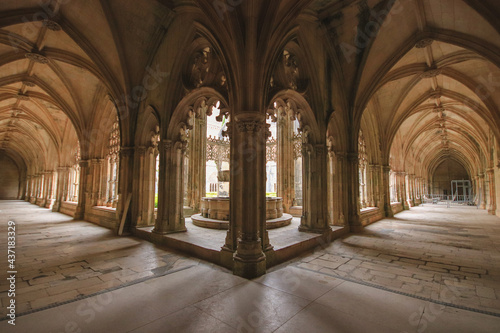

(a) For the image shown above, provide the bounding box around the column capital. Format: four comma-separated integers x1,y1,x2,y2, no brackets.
78,159,90,167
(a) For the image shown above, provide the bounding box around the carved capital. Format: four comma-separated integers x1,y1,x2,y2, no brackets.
162,140,173,151
236,120,265,133
25,52,49,64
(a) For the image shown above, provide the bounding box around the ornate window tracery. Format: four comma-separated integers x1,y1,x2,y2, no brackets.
67,145,80,202
106,117,120,207
358,130,367,208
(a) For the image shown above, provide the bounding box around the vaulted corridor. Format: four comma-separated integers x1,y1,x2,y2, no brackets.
2,0,500,331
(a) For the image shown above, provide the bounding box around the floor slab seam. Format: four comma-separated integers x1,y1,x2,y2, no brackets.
293,264,500,319
0,265,196,322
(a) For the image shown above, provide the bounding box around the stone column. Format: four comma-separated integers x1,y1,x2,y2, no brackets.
299,143,331,233
74,160,90,220
399,172,409,210
368,164,379,207
336,153,346,226
487,169,496,215
230,113,267,278
326,148,335,225
25,175,32,202
382,166,394,217
154,140,187,234
53,167,70,212
277,114,294,212
133,146,147,227
89,159,105,206
186,116,207,213
479,173,487,209
346,153,362,232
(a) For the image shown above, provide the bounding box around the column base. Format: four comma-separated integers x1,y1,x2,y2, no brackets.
233,239,266,279
384,204,394,218
220,246,235,270
298,225,332,234
349,225,364,233
152,227,187,235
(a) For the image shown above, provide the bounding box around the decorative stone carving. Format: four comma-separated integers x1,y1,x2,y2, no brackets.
22,81,35,87
415,38,434,48
43,19,62,31
271,49,307,92
17,93,29,101
236,120,265,133
420,68,442,79
25,52,49,64
185,45,227,92
162,140,173,150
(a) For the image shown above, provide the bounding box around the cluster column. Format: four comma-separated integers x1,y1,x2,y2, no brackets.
346,153,362,232
53,167,70,212
382,166,394,217
230,112,267,278
154,140,187,234
186,115,207,213
487,169,496,215
74,160,90,220
299,143,331,233
479,173,487,209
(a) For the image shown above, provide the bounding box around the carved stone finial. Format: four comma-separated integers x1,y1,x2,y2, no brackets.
25,52,49,64
415,39,434,48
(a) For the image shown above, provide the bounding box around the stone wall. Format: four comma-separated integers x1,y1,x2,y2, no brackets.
0,155,19,199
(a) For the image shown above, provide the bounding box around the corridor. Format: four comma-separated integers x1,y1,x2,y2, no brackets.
1,201,500,332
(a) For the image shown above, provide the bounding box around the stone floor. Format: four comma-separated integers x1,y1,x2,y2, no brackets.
1,201,500,332
296,204,500,316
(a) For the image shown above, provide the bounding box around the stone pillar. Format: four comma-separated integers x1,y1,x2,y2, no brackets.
133,146,146,227
53,167,70,212
277,114,294,212
479,173,487,209
346,153,362,232
186,116,207,213
326,149,335,225
382,166,394,217
487,169,496,215
399,172,409,210
230,113,267,278
154,140,187,234
89,159,105,206
25,175,32,202
74,160,90,220
299,143,331,233
336,153,346,226
368,164,380,207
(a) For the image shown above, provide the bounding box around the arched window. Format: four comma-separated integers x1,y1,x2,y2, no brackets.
67,145,80,202
358,130,367,208
266,117,277,197
106,117,120,208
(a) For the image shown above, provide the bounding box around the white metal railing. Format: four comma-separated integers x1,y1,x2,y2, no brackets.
423,194,477,208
